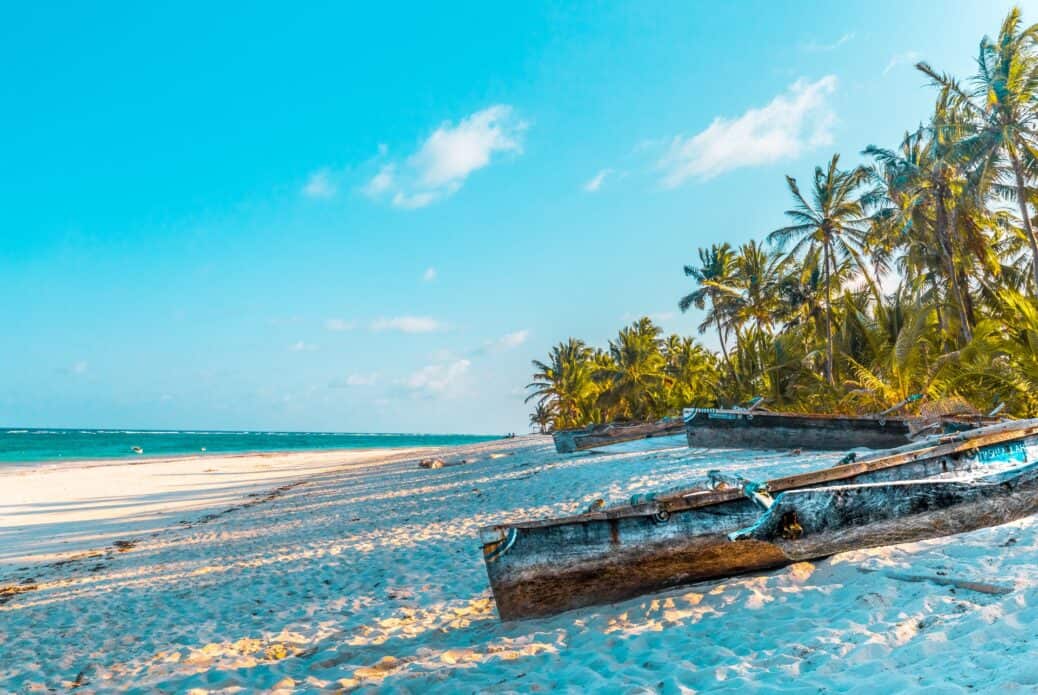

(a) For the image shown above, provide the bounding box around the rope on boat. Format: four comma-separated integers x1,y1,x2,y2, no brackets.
483,528,518,563
878,393,923,417
708,470,773,509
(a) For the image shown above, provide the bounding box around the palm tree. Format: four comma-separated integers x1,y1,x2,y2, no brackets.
679,243,737,375
917,7,1038,287
662,334,718,410
525,339,597,430
948,289,1038,415
768,154,874,385
840,288,945,413
528,403,554,433
594,318,668,421
730,240,785,335
865,117,975,343
524,9,1038,422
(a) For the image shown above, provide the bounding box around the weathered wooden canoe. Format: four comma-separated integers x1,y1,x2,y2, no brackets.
552,418,685,453
481,419,1038,620
684,408,922,450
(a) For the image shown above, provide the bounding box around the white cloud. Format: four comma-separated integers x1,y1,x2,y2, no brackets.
57,360,89,376
371,316,446,333
883,51,921,76
472,329,530,356
405,359,470,396
583,168,613,192
801,33,854,52
289,341,318,352
331,372,378,388
391,191,438,209
324,318,355,332
430,348,458,362
657,76,838,186
363,105,527,209
423,267,437,282
411,106,525,188
362,164,395,197
494,329,529,350
302,169,337,199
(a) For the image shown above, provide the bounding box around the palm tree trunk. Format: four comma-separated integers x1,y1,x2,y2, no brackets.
712,297,736,381
930,274,946,335
940,199,972,343
823,242,834,386
1009,149,1038,290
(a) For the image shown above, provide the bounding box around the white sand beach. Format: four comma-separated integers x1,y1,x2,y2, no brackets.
3,437,1038,692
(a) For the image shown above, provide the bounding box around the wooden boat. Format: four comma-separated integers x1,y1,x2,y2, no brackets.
552,418,685,453
682,407,996,450
481,419,1038,620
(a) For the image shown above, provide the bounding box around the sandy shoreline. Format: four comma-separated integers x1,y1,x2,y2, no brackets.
3,435,1038,692
0,447,434,568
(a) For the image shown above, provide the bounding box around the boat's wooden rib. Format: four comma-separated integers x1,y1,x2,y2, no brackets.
481,419,1038,621
552,418,685,454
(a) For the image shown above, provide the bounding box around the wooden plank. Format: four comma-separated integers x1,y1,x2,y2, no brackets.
858,568,1013,595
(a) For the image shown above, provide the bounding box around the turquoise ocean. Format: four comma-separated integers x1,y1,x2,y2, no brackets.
0,428,500,465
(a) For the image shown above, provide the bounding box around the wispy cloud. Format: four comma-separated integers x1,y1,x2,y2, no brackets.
57,360,89,376
405,359,470,397
657,76,837,186
371,316,446,333
362,164,395,197
324,318,355,332
289,341,318,352
302,169,337,199
493,329,529,350
330,372,378,388
422,267,437,282
473,329,530,356
801,33,854,52
883,51,922,76
363,105,527,209
583,168,614,192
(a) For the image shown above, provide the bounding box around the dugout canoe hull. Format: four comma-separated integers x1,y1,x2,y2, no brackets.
683,408,916,450
482,420,1038,620
552,418,685,453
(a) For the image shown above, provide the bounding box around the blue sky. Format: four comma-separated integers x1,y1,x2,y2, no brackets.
2,1,1033,433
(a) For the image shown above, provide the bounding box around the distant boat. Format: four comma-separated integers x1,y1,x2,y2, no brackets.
683,407,999,451
551,405,999,455
481,419,1038,620
131,446,143,454
552,417,685,453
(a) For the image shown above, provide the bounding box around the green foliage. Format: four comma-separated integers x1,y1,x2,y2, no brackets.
525,320,717,432
527,8,1038,430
